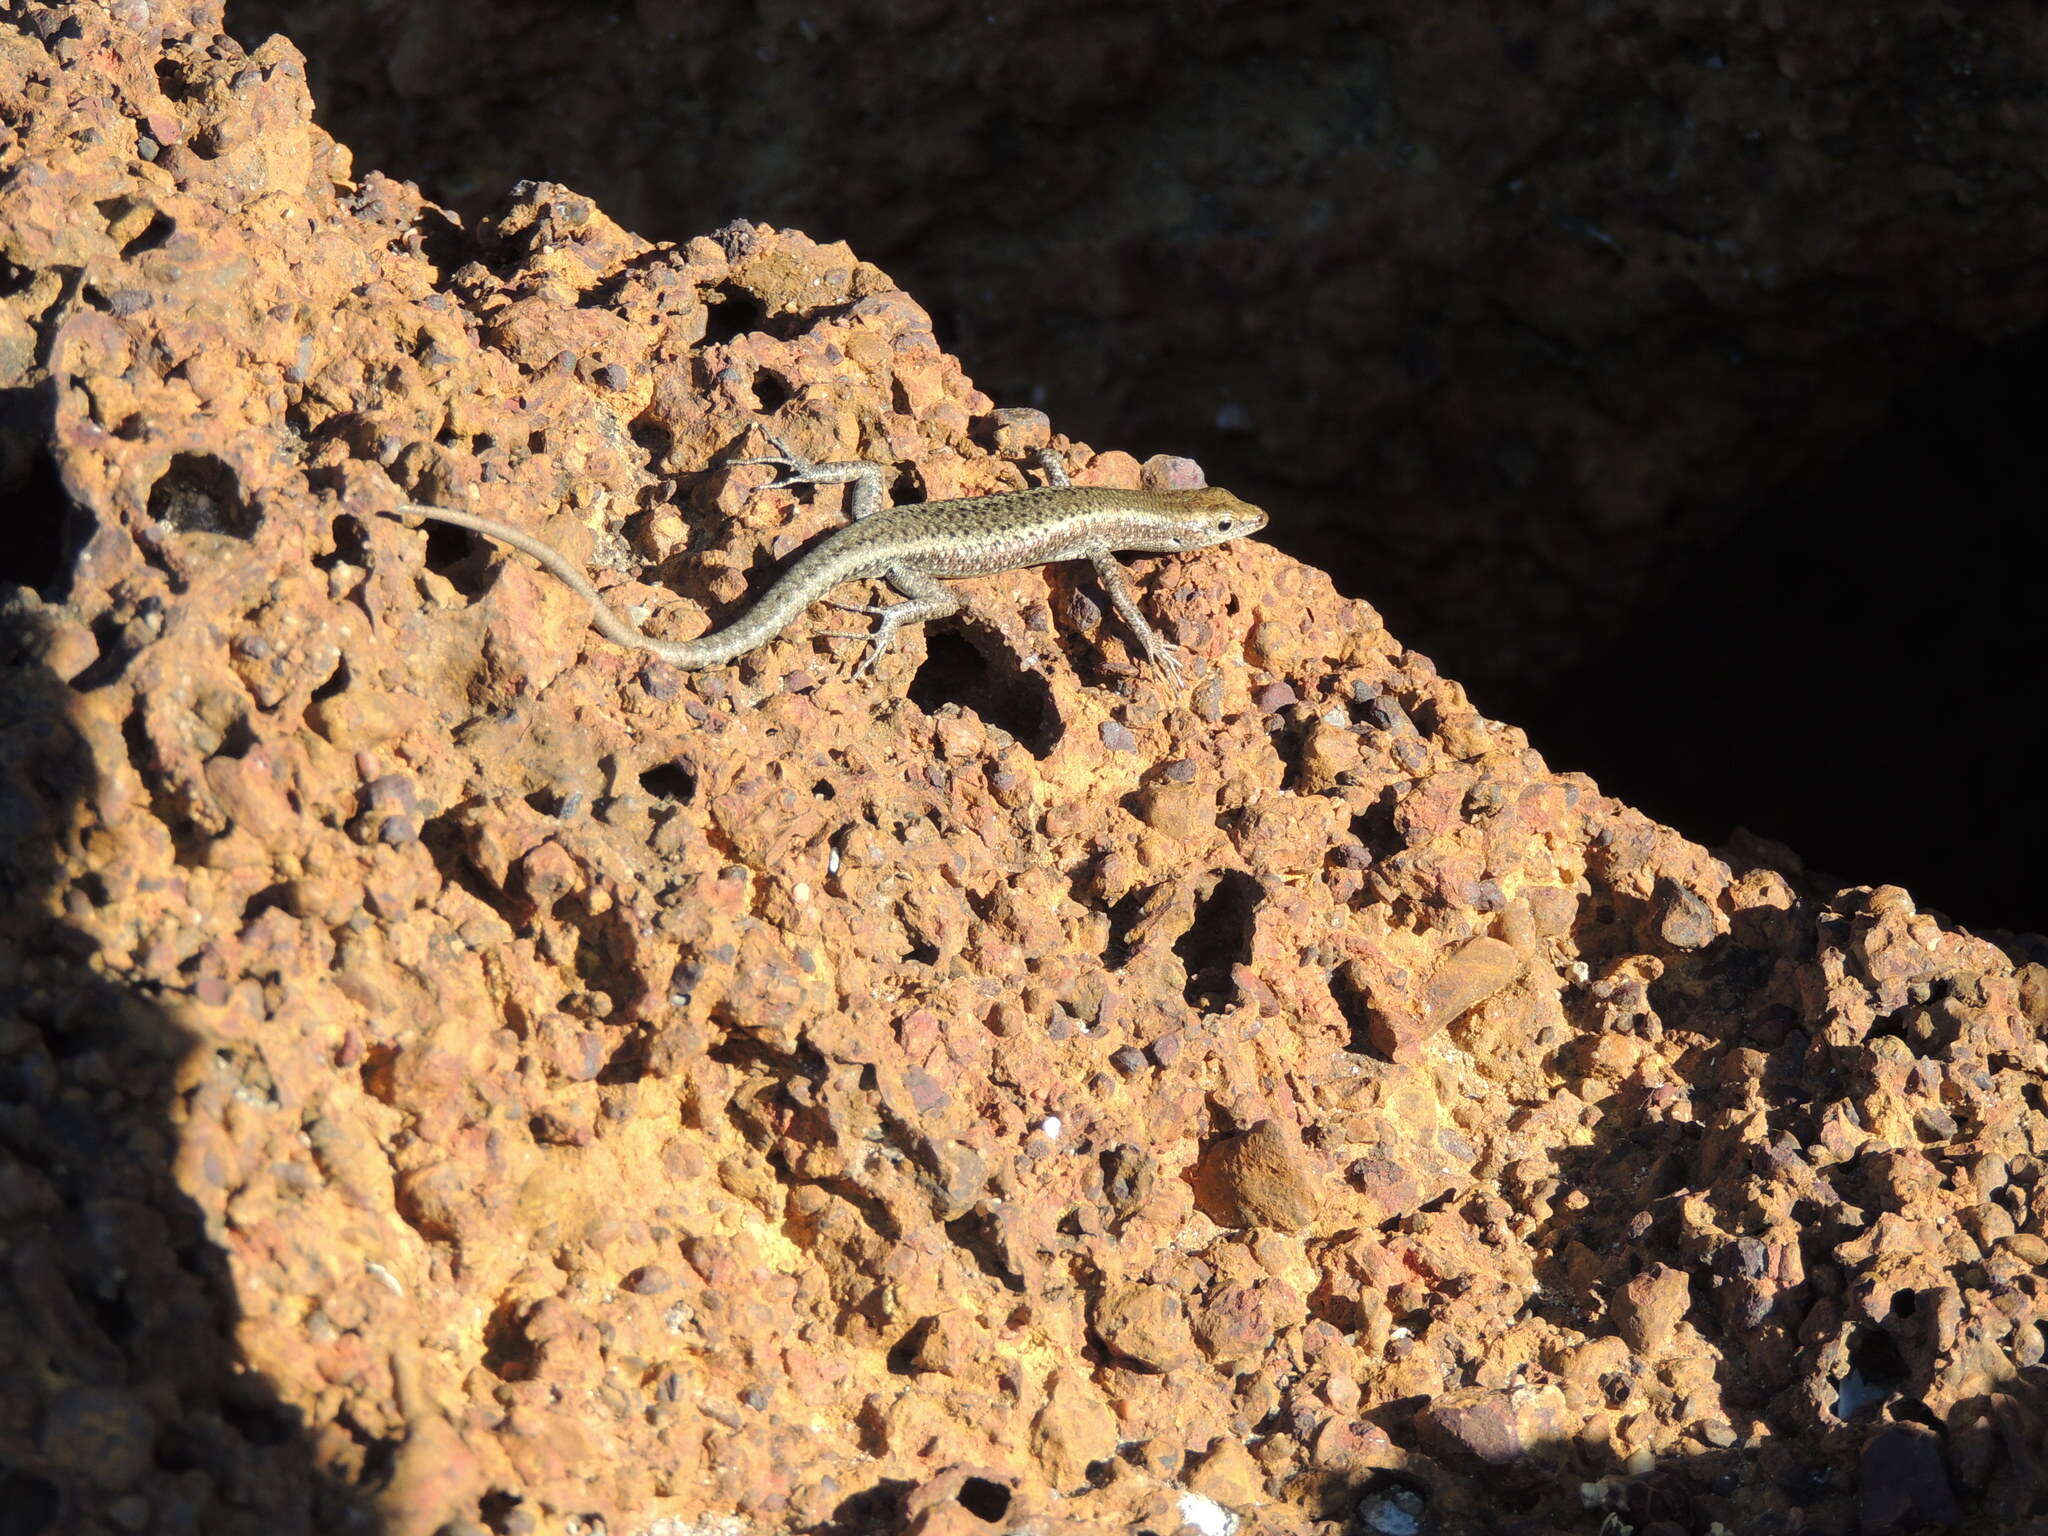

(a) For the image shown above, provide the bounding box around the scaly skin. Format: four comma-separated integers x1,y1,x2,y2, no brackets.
386,440,1266,681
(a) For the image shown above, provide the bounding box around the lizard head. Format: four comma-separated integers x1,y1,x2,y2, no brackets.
1146,486,1268,552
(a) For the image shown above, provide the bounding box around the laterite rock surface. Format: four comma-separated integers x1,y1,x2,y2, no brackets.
2,5,2046,1535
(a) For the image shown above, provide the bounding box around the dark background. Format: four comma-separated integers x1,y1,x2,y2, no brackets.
225,0,2048,932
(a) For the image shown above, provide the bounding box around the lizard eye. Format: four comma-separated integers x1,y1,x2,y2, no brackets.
1217,517,1234,532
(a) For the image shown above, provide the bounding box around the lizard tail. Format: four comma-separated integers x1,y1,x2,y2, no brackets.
383,503,712,667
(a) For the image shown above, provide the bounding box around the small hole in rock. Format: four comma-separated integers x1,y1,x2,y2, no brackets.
641,761,696,801
0,435,78,600
147,452,254,537
1351,786,1404,861
1353,1469,1434,1536
153,58,194,101
1837,1327,1909,1418
1330,966,1376,1055
906,630,1060,759
957,1476,1011,1522
479,1299,538,1382
416,518,498,598
631,417,673,468
217,716,260,758
700,281,768,347
327,514,370,568
478,1489,526,1535
1103,887,1149,971
1174,871,1261,1010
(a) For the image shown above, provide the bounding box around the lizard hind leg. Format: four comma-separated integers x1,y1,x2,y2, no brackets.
1032,447,1073,488
819,567,962,677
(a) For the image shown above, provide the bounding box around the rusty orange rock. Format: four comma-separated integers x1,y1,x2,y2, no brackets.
1193,1120,1323,1231
1091,1280,1197,1373
8,8,2047,1536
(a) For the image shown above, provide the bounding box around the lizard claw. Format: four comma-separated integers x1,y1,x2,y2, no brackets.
1149,639,1186,688
822,634,890,677
728,433,819,490
821,608,909,677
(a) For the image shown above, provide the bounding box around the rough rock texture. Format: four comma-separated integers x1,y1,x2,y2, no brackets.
226,0,2048,708
4,6,2048,1536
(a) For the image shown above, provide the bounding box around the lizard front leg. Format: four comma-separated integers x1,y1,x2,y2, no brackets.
1087,550,1184,686
730,433,893,520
